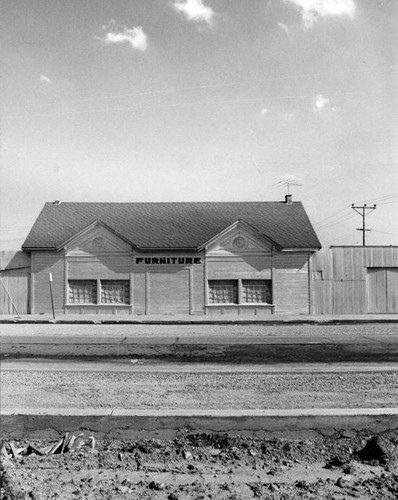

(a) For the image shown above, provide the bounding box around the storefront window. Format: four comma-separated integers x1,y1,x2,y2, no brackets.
208,279,272,305
208,280,238,304
68,280,97,304
242,280,272,304
68,280,130,304
101,280,130,304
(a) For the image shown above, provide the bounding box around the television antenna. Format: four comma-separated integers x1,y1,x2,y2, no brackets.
273,175,302,195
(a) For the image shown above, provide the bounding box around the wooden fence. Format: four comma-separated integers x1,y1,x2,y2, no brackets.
0,251,30,315
310,246,398,314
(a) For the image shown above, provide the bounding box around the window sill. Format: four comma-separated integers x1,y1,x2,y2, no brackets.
206,303,275,307
66,304,132,307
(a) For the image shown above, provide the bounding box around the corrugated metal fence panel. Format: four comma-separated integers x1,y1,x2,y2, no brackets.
387,269,398,312
367,268,387,313
332,280,367,314
311,279,333,315
311,247,398,314
366,246,398,267
309,248,333,280
0,251,30,314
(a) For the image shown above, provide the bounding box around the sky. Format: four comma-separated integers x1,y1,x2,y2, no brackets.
1,0,397,250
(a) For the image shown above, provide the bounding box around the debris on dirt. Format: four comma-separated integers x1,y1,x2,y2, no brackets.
1,431,398,500
356,435,397,465
1,431,96,459
336,474,352,487
325,454,351,469
149,480,166,490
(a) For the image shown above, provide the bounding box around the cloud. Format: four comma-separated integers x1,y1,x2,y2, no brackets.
277,22,289,33
172,0,215,24
40,75,52,84
260,108,269,115
313,94,330,111
281,112,295,119
97,21,147,51
286,0,356,29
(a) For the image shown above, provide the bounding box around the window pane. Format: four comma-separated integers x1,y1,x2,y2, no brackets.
69,280,97,304
101,280,130,304
208,280,238,304
242,280,272,304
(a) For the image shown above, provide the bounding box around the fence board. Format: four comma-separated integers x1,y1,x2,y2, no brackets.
0,251,30,314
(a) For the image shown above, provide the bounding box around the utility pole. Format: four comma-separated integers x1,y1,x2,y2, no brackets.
351,204,376,246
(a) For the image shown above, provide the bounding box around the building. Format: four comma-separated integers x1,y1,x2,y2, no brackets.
21,197,321,316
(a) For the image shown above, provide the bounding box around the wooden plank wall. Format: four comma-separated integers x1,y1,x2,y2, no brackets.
0,251,30,314
310,246,398,314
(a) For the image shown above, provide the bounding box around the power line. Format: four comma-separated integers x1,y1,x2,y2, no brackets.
315,212,356,231
355,193,398,204
4,64,398,114
313,206,350,227
371,230,398,237
3,88,398,120
314,193,398,228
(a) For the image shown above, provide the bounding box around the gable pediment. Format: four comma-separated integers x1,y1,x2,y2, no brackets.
205,221,275,256
65,222,132,256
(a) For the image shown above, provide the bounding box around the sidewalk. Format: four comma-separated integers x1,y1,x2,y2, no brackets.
1,313,397,324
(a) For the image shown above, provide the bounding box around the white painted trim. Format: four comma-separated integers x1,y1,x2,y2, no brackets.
199,220,279,252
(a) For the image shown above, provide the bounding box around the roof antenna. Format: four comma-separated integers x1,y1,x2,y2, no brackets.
273,175,302,195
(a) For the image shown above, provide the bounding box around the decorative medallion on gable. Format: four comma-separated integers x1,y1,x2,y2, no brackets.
206,223,273,256
66,224,132,256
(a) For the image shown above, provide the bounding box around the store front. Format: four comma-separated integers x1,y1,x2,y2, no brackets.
23,199,321,316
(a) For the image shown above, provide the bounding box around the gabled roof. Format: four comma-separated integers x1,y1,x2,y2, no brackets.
22,201,321,251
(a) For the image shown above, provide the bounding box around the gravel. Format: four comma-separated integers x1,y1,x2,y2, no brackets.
3,370,398,410
3,323,398,338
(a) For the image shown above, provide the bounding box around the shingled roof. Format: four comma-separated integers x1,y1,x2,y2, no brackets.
22,201,321,251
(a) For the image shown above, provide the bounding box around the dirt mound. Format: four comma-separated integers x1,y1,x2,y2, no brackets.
356,435,398,466
1,431,398,500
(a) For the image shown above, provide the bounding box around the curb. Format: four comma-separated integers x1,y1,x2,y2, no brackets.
2,408,398,440
3,336,398,361
1,319,398,325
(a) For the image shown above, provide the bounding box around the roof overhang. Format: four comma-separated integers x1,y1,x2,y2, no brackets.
281,247,321,252
198,219,281,252
21,246,58,252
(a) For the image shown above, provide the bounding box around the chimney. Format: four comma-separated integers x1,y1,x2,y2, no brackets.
53,200,60,205
285,194,292,205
